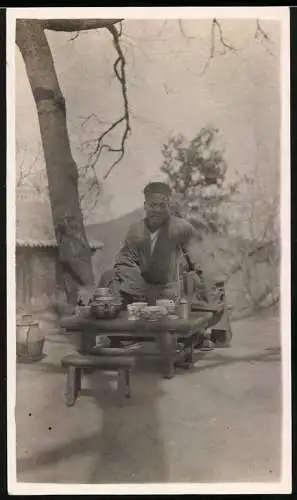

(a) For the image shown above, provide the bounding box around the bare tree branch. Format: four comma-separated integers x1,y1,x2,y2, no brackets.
178,19,195,40
79,113,112,130
213,18,237,53
254,19,274,56
200,18,238,75
254,19,273,44
81,23,130,180
79,168,101,210
68,31,80,42
16,148,40,188
156,20,168,38
224,239,276,283
41,19,123,32
118,20,123,37
200,20,216,75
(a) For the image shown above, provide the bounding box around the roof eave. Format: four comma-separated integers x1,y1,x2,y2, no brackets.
16,241,104,250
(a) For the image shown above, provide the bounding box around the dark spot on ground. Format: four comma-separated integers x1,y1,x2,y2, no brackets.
48,426,52,431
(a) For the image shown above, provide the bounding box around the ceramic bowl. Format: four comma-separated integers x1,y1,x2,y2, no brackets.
140,305,168,322
156,299,176,314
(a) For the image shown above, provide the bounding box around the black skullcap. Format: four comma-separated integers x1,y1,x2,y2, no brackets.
143,181,171,198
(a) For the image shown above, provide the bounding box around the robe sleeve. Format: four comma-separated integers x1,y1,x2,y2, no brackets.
113,225,140,280
178,219,213,300
179,219,203,272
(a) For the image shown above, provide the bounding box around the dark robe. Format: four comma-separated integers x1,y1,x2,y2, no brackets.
111,215,204,304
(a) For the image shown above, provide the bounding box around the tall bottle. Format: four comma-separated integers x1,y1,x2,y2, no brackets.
178,273,189,320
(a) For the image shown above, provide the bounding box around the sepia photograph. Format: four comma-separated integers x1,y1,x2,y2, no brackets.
7,7,291,495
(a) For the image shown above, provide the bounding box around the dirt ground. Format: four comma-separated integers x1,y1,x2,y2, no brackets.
15,311,282,486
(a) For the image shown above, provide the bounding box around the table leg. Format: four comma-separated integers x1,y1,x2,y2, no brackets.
184,342,194,365
75,367,81,393
160,330,175,379
79,331,95,355
125,369,131,398
175,336,193,369
117,369,127,405
66,366,77,407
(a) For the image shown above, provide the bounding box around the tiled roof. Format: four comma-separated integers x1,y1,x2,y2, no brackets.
16,194,103,250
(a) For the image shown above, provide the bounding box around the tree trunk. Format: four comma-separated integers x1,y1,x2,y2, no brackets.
16,19,94,305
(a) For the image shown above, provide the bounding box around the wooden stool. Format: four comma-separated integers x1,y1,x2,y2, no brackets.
61,353,135,407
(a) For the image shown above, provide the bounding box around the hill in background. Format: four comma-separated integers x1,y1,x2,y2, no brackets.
87,207,144,282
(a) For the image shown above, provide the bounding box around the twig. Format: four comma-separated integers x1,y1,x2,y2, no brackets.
68,31,80,41
78,161,102,213
213,18,237,53
200,20,216,75
254,19,274,56
178,19,195,40
16,153,40,187
156,20,168,38
254,19,272,43
103,121,130,179
88,116,126,161
79,113,111,130
200,18,237,76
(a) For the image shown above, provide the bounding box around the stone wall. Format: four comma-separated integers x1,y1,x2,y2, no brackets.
16,247,60,312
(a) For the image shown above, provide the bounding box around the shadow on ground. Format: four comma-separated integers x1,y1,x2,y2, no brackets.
16,354,169,484
181,346,281,376
23,345,281,377
87,357,168,483
15,313,282,485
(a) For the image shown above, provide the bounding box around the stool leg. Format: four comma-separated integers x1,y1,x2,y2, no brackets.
75,368,81,395
117,369,127,405
125,369,131,398
66,366,77,407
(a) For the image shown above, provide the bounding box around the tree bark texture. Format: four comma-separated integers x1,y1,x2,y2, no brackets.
16,19,94,304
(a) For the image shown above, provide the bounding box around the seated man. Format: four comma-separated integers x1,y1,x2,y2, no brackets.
108,181,209,307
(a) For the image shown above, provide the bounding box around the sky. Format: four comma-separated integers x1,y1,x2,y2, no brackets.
15,18,280,224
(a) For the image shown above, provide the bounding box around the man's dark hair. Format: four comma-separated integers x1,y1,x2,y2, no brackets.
143,181,171,198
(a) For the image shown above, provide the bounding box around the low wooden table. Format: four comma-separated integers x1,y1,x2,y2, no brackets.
60,309,222,379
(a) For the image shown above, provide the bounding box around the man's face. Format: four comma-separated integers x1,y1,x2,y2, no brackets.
144,193,170,228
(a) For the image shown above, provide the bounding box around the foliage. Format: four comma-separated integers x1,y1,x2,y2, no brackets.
161,127,237,233
160,126,280,316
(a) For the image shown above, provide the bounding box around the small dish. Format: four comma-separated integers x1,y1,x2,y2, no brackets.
156,299,176,315
140,305,168,322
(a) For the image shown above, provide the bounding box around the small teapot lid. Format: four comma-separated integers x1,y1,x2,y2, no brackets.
93,295,115,303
